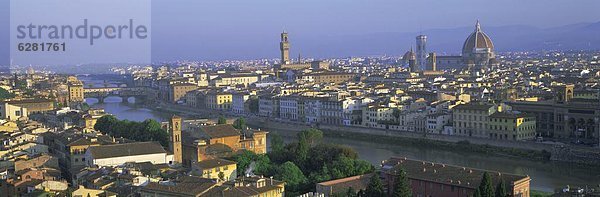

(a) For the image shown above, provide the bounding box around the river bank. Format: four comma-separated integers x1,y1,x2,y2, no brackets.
87,100,600,192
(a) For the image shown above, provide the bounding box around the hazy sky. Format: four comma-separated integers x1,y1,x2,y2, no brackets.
2,0,600,65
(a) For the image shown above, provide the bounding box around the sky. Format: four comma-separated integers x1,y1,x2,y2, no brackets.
2,0,600,66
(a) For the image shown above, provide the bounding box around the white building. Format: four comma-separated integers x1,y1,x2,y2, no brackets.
232,93,250,114
279,96,300,121
426,113,452,134
304,98,323,124
258,95,276,117
85,142,172,167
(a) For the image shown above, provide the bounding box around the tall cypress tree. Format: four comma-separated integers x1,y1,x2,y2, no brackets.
479,172,495,197
473,188,482,197
346,187,357,197
392,168,412,197
495,180,507,197
365,173,385,197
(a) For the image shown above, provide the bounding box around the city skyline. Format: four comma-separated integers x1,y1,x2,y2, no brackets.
1,0,600,65
1,1,600,196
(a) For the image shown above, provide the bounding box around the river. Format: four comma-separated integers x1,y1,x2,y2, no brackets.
81,76,599,193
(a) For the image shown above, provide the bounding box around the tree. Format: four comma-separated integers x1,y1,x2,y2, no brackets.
275,162,307,192
297,128,323,147
473,188,482,197
93,115,169,147
218,116,227,124
232,150,273,177
495,181,507,197
248,98,259,113
392,168,412,197
478,172,495,197
270,133,285,153
0,87,15,100
233,151,256,176
346,187,357,197
81,103,90,111
233,117,246,130
365,173,385,197
94,115,118,133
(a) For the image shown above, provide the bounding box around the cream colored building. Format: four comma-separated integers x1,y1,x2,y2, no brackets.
210,73,261,87
72,185,117,197
191,158,237,181
452,103,497,138
488,112,537,140
206,92,233,110
0,102,27,121
68,82,84,103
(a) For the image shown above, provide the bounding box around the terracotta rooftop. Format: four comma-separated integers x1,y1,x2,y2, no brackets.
317,173,373,194
382,157,529,189
87,141,166,159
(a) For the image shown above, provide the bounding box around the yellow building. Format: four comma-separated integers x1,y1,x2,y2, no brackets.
302,72,355,84
362,105,395,128
452,103,497,138
170,83,198,103
0,120,19,132
206,92,233,110
72,185,117,197
68,82,84,103
5,98,54,113
140,175,285,197
191,158,237,181
488,112,537,140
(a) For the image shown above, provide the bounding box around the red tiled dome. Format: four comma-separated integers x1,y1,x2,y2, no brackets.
462,21,494,55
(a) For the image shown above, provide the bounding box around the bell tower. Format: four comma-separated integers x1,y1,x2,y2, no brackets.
169,115,183,164
280,31,290,65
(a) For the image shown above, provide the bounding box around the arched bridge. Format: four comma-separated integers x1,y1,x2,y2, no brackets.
84,87,157,103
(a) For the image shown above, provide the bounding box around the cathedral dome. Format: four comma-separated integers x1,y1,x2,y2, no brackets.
403,48,416,61
462,21,494,55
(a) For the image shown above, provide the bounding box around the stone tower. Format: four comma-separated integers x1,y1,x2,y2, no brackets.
169,115,183,164
280,31,290,65
427,52,437,71
252,130,268,154
416,35,427,71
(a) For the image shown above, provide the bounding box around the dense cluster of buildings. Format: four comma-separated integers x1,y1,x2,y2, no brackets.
1,19,599,196
0,103,282,196
123,21,599,143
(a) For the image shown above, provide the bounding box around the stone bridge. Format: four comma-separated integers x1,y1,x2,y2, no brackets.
84,87,157,103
